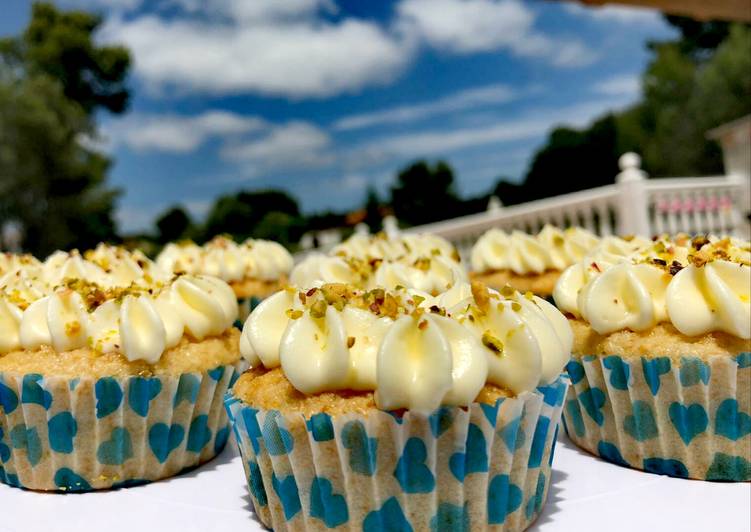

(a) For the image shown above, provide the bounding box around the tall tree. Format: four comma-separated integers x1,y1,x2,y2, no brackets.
0,2,130,256
156,206,192,244
390,160,459,226
363,186,382,232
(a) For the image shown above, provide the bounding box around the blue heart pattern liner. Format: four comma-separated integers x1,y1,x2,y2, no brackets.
0,360,245,491
226,375,569,531
563,353,751,481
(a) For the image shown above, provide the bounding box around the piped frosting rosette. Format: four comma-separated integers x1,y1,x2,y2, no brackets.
0,263,244,491
554,234,751,481
226,281,572,531
157,236,293,323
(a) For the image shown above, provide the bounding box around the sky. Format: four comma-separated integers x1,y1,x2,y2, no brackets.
2,0,676,233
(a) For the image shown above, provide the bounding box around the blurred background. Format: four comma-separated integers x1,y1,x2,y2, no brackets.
0,0,749,257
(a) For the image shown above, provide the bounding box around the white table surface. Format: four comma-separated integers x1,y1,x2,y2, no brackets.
3,432,749,532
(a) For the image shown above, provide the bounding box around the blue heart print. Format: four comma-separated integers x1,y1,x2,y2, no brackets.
0,466,21,487
261,411,294,456
668,402,708,445
565,399,585,438
487,474,522,525
641,357,671,396
21,374,52,409
623,401,658,441
187,415,212,453
714,399,751,441
498,415,526,452
69,378,80,391
549,425,559,467
363,497,413,532
429,407,454,439
247,460,268,506
679,357,710,387
430,502,470,532
736,352,751,368
341,420,378,476
528,416,551,468
214,426,230,454
579,387,606,426
306,413,335,442
0,380,19,414
539,383,564,407
310,476,349,528
525,472,547,520
128,377,162,417
566,359,586,385
48,412,78,453
602,356,630,390
111,478,149,489
207,366,225,381
643,457,688,478
394,437,435,493
95,378,123,418
449,423,489,481
241,407,263,453
10,424,42,466
596,441,629,467
149,423,185,463
54,467,91,491
480,401,501,426
705,453,751,482
173,374,201,407
386,411,405,424
97,427,134,465
229,370,241,388
0,428,9,463
271,473,302,521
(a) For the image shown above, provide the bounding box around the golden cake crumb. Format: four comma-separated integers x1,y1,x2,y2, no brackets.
471,269,561,297
230,276,287,299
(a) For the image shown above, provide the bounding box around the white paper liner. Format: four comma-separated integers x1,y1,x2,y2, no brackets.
226,375,568,531
0,360,245,491
562,352,751,481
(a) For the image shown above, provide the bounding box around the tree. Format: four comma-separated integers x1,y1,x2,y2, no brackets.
156,206,191,244
390,160,459,226
0,3,130,256
363,186,382,232
203,189,301,242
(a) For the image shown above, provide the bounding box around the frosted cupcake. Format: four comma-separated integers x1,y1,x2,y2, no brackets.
471,225,601,297
332,231,460,263
157,236,293,321
226,281,572,531
555,235,751,481
0,261,242,491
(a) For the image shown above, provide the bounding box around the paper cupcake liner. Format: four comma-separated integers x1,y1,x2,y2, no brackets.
236,296,263,328
226,375,569,531
562,352,751,481
0,360,245,491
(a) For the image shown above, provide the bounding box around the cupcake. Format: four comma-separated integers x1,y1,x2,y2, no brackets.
0,255,243,491
156,236,293,322
555,234,751,481
332,231,460,263
471,225,601,297
226,280,572,531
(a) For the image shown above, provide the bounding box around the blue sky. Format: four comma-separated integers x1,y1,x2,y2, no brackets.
3,0,675,233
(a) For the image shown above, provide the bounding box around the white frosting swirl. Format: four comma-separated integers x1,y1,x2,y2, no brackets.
240,282,572,410
156,237,292,282
0,275,237,362
471,225,600,274
555,236,751,338
332,232,458,263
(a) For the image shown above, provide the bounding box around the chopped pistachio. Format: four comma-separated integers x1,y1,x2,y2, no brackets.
347,336,356,348
482,330,504,355
310,300,327,319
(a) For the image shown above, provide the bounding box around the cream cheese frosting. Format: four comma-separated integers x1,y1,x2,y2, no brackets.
554,235,751,339
290,253,467,294
240,282,572,410
0,274,238,363
156,236,293,282
332,232,459,263
471,225,600,275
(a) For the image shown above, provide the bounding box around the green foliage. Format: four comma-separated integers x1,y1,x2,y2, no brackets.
390,160,459,225
155,206,192,244
0,2,131,114
363,186,382,232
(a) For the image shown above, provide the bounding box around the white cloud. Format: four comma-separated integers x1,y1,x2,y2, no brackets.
358,100,630,158
101,11,411,98
333,83,516,130
594,74,641,97
106,111,265,153
397,0,599,68
562,3,662,24
222,121,333,170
